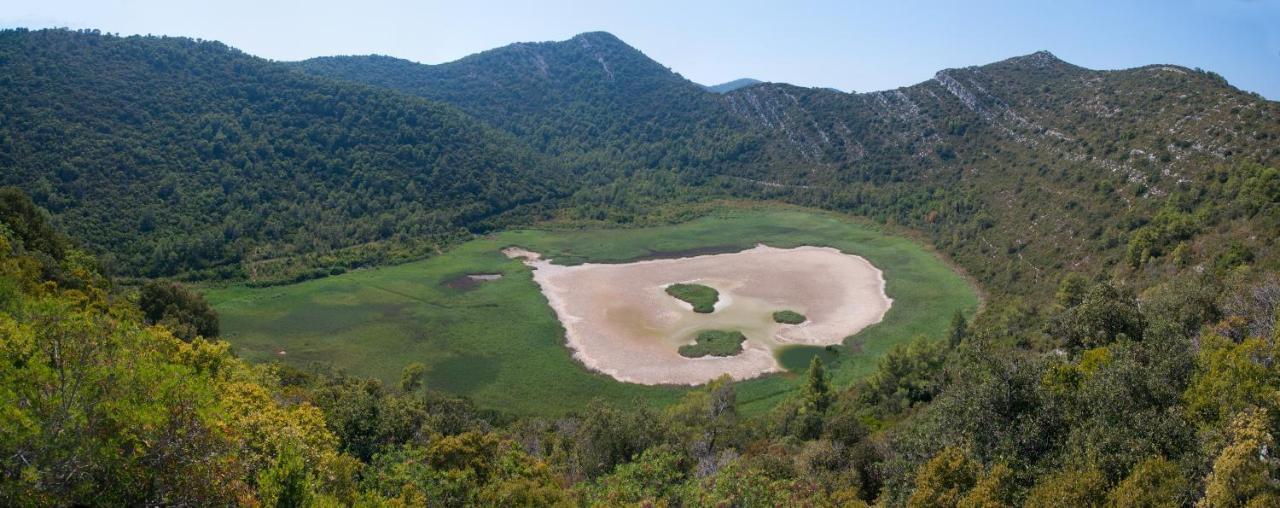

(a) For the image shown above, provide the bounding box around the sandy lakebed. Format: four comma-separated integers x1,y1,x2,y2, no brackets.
505,244,894,385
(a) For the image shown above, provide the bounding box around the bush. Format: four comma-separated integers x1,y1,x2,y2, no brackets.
665,283,719,313
139,281,219,341
679,330,746,358
773,310,807,324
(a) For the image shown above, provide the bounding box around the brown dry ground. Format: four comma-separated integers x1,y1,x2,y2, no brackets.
510,245,892,385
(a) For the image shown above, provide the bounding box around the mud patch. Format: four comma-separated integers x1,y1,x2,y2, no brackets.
442,273,504,290
628,244,746,262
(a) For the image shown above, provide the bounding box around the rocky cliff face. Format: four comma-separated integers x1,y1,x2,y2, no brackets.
723,50,1277,188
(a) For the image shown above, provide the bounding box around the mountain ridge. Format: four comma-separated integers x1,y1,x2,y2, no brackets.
2,28,1276,298
705,78,763,94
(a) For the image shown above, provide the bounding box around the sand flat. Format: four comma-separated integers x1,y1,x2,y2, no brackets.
509,244,892,385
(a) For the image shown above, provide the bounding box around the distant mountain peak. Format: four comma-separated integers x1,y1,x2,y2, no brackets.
1019,50,1062,65
570,31,624,44
705,78,762,94
998,50,1073,70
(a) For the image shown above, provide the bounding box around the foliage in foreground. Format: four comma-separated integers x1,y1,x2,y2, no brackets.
4,191,1280,506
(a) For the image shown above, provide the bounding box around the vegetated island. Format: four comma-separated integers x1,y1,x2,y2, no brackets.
678,330,747,358
665,283,719,313
773,310,807,324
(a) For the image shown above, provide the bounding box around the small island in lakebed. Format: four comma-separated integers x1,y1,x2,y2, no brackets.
773,310,807,324
678,330,747,358
665,283,719,313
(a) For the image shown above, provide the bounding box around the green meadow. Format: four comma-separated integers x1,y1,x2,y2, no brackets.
205,207,979,416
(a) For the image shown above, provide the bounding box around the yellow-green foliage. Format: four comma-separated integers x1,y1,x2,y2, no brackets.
0,209,571,506
1200,409,1280,507
0,237,339,504
1184,334,1280,429
907,446,978,507
908,446,1019,508
1023,467,1108,508
1106,456,1186,508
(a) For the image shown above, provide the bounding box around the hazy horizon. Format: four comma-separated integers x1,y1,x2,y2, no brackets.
4,0,1278,99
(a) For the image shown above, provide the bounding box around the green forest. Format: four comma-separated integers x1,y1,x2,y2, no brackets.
2,26,1279,507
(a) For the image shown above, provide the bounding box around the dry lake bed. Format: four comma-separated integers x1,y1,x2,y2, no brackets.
208,209,978,415
508,244,893,385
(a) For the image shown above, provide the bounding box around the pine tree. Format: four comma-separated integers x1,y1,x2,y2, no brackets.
949,310,968,347
797,357,832,439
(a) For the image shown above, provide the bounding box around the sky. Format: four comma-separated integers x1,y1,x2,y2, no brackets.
4,0,1279,99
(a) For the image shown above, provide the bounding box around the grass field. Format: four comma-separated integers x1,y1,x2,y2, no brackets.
205,207,979,416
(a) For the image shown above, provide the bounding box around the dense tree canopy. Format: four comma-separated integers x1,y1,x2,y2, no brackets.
0,29,564,283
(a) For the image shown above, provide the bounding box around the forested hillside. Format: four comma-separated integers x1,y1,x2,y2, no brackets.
5,28,1275,302
0,29,564,282
297,32,760,176
297,39,1279,303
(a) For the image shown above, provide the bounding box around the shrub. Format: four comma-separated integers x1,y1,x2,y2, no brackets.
679,330,746,358
773,310,807,324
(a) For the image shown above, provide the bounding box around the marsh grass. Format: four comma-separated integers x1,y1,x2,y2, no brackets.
678,330,747,358
206,206,979,416
773,310,807,324
665,283,719,313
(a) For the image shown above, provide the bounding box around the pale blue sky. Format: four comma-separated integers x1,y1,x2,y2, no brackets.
4,0,1278,98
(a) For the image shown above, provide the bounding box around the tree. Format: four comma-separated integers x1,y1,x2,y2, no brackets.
1184,335,1280,430
1106,456,1187,508
400,362,427,393
664,375,738,475
1023,467,1107,508
0,187,66,260
257,441,315,508
1048,282,1144,350
310,375,428,462
1200,409,1280,507
804,357,832,412
958,462,1014,508
139,281,219,341
683,458,830,507
949,310,969,347
907,446,978,508
858,337,950,415
581,445,688,506
569,401,664,480
1055,273,1089,309
797,357,833,440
